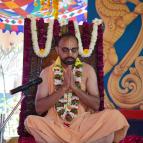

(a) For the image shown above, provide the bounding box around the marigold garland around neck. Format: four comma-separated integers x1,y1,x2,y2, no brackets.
53,57,83,122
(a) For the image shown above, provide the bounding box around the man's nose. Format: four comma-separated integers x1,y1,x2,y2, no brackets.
68,50,73,56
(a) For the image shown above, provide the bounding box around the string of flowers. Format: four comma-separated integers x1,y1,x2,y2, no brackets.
68,20,75,35
74,18,102,57
81,22,91,55
96,24,104,111
37,18,47,50
52,0,59,19
30,18,102,58
53,19,60,45
31,17,54,58
53,57,83,122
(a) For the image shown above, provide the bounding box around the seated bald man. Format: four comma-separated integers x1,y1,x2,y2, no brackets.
25,33,129,143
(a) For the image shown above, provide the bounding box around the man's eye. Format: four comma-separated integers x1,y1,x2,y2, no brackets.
71,48,78,53
62,48,69,52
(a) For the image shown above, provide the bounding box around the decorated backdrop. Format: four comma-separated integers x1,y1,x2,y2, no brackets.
88,0,143,117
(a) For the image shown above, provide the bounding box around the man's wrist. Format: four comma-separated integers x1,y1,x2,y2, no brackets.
72,86,80,94
54,87,65,97
61,86,67,93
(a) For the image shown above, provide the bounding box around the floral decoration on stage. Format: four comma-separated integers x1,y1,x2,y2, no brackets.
29,16,102,58
19,18,104,136
31,16,54,58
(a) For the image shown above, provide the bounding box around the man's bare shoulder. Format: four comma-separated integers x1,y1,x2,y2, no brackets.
83,62,95,72
40,64,53,77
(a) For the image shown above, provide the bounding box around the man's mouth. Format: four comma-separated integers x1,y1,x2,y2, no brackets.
62,57,75,65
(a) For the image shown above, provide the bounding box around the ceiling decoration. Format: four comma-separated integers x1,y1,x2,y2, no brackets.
0,0,87,33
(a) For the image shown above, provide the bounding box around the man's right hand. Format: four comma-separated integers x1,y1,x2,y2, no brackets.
62,69,70,92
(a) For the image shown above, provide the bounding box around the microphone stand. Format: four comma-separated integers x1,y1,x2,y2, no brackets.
0,90,29,142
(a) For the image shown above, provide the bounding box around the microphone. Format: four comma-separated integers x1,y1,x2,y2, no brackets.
10,77,42,95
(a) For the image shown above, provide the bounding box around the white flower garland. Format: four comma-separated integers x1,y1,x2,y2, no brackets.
74,18,102,58
30,17,102,58
31,17,54,58
53,57,83,122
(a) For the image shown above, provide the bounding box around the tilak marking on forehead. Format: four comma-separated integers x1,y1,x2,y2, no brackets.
59,37,78,49
67,38,74,49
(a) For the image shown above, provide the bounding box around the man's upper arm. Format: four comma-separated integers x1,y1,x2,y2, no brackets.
36,69,49,101
86,65,100,100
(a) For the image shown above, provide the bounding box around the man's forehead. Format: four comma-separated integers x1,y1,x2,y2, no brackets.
58,37,78,47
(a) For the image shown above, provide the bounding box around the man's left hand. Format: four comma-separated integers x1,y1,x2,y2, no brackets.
69,68,77,91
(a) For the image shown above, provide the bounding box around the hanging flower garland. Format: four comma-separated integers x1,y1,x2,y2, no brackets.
68,20,75,35
53,57,83,122
53,19,61,45
30,17,102,58
74,18,102,57
81,22,91,54
31,17,54,58
37,18,47,50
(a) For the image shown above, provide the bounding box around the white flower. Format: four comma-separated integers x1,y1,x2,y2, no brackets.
72,96,79,100
69,112,75,118
71,105,78,109
56,107,64,112
61,111,67,119
76,68,83,72
75,77,82,83
92,18,102,25
59,98,67,103
54,79,63,85
54,71,63,75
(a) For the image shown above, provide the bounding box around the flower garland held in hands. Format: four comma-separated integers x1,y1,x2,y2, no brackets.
53,57,83,122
